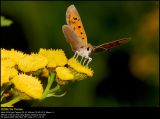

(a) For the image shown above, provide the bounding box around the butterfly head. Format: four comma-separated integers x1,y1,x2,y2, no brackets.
86,43,94,54
78,43,93,58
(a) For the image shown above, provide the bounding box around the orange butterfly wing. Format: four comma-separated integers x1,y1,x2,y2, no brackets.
66,4,88,47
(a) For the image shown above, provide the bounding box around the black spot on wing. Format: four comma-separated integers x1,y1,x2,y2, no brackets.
73,17,77,20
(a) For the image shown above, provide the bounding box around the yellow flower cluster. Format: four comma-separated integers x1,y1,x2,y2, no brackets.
1,48,94,100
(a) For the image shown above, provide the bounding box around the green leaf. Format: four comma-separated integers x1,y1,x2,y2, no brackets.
1,16,13,27
46,92,66,98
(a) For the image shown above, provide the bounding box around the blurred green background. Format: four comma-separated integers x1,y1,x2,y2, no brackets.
1,1,159,107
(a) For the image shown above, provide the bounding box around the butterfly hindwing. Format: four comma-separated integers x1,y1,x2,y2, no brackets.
66,4,88,47
62,25,84,52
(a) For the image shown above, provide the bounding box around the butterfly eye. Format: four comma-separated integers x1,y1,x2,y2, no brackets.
87,47,90,51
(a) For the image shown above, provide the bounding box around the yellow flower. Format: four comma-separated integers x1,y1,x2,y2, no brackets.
38,48,67,68
17,53,48,72
41,68,49,78
1,61,18,86
9,68,18,79
1,65,10,86
11,74,43,99
56,67,74,80
1,48,25,64
1,59,16,68
68,58,93,77
1,48,12,60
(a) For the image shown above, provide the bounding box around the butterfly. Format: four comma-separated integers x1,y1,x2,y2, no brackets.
62,4,129,66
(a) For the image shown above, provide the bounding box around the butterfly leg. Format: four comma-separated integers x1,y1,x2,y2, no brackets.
80,56,84,63
83,58,87,65
73,51,80,60
73,51,77,58
86,57,92,66
75,51,80,60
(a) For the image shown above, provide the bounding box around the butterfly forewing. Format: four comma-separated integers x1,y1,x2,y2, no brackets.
93,38,129,53
62,25,84,52
66,4,88,47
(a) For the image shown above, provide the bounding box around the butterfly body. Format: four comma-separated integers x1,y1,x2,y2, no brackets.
62,4,129,66
62,24,93,65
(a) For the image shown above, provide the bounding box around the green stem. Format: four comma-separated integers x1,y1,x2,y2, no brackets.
1,96,22,107
1,82,12,95
1,95,5,102
40,72,56,100
49,85,60,93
